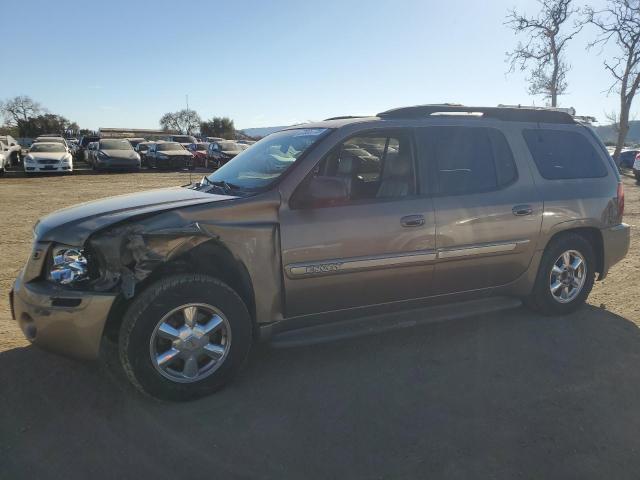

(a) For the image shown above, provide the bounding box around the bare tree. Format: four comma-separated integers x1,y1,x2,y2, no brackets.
506,0,582,107
586,0,640,163
0,95,44,127
160,109,202,135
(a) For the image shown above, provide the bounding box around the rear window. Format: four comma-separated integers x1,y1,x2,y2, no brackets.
523,129,607,179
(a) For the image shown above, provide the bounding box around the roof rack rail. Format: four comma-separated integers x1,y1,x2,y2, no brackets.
323,115,366,121
376,104,576,124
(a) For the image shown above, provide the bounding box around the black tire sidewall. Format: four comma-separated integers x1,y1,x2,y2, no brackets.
119,274,252,401
530,234,596,315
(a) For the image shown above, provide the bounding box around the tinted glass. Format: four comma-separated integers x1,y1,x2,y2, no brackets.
100,139,133,150
157,143,184,151
37,137,65,145
172,135,196,143
30,143,66,152
219,141,241,152
418,127,516,195
523,129,607,179
81,136,100,147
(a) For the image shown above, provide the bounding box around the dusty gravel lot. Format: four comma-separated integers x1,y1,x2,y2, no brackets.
1,171,639,479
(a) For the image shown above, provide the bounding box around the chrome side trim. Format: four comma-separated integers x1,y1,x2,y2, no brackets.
286,250,437,279
437,240,528,260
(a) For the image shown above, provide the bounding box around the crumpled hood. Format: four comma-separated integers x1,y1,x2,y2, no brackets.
35,187,235,244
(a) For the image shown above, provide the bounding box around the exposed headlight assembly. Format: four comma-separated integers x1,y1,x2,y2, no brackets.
50,247,89,285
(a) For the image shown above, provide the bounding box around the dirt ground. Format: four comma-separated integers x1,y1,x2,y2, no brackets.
1,171,639,479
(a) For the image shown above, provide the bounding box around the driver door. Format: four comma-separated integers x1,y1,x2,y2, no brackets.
279,129,437,317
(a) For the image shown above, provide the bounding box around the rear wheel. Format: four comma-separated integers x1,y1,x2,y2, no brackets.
526,233,595,316
118,274,252,401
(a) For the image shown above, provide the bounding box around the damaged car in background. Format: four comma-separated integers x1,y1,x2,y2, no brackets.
10,105,630,401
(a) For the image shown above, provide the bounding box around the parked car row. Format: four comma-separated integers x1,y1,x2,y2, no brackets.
5,133,255,175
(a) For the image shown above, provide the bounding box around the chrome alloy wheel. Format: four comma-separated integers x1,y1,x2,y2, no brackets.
149,303,231,383
549,250,587,304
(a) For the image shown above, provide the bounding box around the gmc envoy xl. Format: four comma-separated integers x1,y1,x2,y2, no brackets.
11,105,630,400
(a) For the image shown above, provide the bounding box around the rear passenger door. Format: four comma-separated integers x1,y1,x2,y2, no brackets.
416,125,543,294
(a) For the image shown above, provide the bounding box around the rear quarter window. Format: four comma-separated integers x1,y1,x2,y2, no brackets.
523,129,607,180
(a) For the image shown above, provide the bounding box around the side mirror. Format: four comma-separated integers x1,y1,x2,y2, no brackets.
297,176,349,208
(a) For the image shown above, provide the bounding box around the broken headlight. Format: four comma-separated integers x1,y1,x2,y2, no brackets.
49,247,89,285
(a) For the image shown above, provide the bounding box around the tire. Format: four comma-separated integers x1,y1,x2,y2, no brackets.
525,233,596,316
118,274,252,401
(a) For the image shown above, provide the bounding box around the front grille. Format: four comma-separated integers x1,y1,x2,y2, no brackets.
38,159,59,165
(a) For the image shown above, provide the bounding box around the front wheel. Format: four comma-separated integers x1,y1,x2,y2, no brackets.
118,274,252,401
525,233,596,316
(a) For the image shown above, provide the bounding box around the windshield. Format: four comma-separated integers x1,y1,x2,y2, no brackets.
158,142,185,151
206,128,329,190
30,143,66,153
172,136,196,143
219,141,241,152
37,138,65,144
100,139,133,150
195,144,208,151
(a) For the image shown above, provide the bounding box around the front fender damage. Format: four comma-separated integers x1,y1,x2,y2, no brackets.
85,209,284,325
88,221,213,298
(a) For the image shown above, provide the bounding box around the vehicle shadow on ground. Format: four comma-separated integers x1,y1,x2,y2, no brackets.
1,305,640,480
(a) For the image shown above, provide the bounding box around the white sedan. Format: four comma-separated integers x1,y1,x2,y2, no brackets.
23,142,73,173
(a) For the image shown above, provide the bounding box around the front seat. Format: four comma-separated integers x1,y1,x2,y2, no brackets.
377,152,412,198
336,151,359,198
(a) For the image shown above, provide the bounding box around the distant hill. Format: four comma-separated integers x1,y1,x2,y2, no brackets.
240,126,288,139
594,120,640,145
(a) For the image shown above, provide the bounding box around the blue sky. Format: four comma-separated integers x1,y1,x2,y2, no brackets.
0,0,632,130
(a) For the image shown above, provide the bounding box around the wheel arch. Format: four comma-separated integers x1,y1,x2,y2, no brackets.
102,239,256,343
543,226,604,279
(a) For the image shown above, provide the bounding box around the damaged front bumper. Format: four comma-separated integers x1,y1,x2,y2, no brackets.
11,271,117,360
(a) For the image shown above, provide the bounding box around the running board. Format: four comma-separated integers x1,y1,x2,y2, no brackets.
268,297,522,348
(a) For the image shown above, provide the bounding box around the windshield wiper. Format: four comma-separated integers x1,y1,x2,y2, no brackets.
200,176,242,194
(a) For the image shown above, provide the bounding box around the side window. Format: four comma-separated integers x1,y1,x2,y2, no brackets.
522,129,607,179
417,127,517,196
305,131,416,205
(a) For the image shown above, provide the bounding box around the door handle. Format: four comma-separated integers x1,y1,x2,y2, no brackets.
401,215,425,227
512,205,533,216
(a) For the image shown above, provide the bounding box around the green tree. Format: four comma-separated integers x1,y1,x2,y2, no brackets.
200,117,236,139
18,113,72,137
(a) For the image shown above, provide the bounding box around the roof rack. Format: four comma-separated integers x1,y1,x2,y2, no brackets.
376,104,576,124
323,115,366,121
